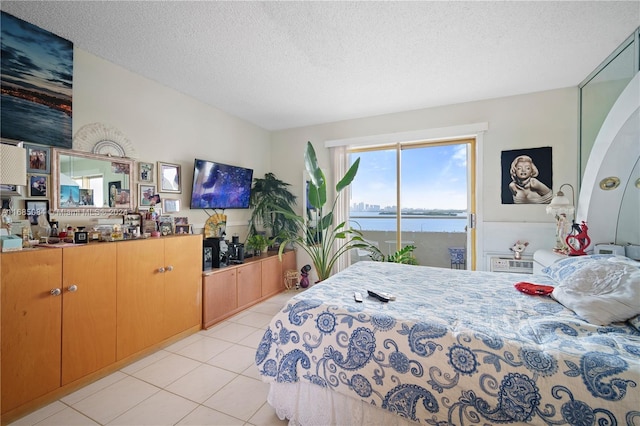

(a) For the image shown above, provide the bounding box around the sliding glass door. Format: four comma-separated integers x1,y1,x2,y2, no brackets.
349,139,475,269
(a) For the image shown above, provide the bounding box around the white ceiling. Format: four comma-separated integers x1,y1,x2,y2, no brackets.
2,1,639,131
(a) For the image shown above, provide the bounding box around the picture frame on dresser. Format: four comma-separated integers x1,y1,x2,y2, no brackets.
25,200,49,225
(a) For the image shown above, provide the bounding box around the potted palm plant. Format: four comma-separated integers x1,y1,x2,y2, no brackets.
248,172,299,247
277,142,381,281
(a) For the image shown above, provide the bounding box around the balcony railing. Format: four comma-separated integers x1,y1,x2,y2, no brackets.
349,215,467,269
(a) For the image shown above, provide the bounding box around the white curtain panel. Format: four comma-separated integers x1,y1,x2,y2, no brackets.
331,145,351,273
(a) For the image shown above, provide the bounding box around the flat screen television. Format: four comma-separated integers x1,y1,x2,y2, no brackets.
190,159,253,209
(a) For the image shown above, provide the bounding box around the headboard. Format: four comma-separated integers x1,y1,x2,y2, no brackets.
577,72,639,247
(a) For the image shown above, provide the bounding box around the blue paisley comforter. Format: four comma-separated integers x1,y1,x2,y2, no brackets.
255,261,640,425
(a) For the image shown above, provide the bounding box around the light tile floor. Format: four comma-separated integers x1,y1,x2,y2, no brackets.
9,290,300,426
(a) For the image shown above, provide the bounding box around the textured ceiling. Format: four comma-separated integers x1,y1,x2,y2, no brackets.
1,1,639,131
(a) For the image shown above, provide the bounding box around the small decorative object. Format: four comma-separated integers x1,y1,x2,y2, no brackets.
300,264,312,288
546,183,575,253
510,240,529,260
565,221,591,256
74,229,88,244
284,269,299,290
204,213,227,238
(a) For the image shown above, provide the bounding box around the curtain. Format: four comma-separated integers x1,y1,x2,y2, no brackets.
332,145,351,273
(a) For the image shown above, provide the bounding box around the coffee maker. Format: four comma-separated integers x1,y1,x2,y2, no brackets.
228,235,244,264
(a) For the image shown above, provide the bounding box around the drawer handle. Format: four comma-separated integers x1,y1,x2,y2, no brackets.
50,288,61,296
158,267,165,273
68,285,78,293
166,265,174,272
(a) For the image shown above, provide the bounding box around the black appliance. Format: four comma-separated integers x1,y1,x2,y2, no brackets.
204,237,228,268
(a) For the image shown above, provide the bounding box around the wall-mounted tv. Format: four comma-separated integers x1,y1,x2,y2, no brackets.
190,159,253,209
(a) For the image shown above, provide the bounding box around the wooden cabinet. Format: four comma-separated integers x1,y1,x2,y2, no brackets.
203,268,237,328
237,261,261,307
202,251,296,328
261,255,283,297
162,235,202,338
117,235,201,360
62,244,117,385
1,249,62,414
1,236,201,422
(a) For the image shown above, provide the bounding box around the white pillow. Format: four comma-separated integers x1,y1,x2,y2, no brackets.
551,256,640,325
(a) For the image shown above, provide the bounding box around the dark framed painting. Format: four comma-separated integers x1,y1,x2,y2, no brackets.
1,12,73,148
25,200,49,225
501,147,553,205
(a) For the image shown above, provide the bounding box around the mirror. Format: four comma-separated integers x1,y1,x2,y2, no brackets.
51,149,135,212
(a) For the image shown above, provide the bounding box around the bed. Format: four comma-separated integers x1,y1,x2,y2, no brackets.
255,259,640,425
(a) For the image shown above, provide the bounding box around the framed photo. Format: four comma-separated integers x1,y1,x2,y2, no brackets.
162,198,181,213
158,219,173,236
158,161,181,193
60,184,80,207
138,162,154,183
124,213,143,228
25,144,51,174
175,224,191,234
79,188,94,206
25,200,49,225
174,216,189,226
0,184,24,196
138,184,157,209
28,174,49,197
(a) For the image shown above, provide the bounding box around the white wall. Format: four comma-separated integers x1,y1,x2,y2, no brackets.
69,49,272,238
269,87,578,269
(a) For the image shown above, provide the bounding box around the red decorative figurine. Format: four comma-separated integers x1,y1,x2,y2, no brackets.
565,221,591,256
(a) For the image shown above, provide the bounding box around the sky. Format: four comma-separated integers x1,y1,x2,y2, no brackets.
350,143,468,210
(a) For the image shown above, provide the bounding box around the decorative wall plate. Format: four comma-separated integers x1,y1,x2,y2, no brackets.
72,123,137,158
93,140,126,157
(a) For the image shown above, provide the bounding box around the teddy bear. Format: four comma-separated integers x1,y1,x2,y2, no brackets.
510,240,529,260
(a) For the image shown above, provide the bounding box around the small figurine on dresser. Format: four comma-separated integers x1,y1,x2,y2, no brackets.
510,240,529,260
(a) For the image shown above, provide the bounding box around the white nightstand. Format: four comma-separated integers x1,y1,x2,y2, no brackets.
533,249,567,274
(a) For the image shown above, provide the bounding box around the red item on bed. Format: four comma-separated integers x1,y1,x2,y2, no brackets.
514,282,555,295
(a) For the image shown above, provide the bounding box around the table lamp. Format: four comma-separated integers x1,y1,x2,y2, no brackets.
546,183,574,253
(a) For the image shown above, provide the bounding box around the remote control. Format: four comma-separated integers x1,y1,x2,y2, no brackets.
367,290,390,302
354,292,363,303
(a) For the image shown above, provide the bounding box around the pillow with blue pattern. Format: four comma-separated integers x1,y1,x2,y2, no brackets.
542,254,615,281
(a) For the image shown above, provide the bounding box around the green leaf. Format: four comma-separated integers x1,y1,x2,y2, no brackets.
336,157,360,193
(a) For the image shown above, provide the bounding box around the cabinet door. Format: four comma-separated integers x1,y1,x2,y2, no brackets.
62,244,117,385
163,235,202,338
116,238,165,360
261,255,282,297
1,250,62,414
203,268,237,328
237,261,261,307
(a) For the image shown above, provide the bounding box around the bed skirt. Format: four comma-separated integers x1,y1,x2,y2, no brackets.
267,381,417,426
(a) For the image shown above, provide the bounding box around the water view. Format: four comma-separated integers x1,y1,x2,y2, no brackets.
349,211,467,232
